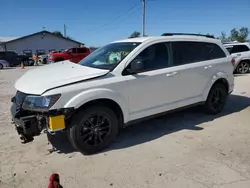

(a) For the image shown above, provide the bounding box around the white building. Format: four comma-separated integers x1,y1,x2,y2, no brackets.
0,30,84,55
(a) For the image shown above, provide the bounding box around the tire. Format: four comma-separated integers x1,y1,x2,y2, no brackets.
0,63,3,69
54,59,64,63
204,83,228,114
67,105,119,155
236,61,250,74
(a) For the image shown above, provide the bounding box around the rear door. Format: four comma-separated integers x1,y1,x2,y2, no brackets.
68,48,79,63
169,41,226,105
77,48,89,62
6,52,20,66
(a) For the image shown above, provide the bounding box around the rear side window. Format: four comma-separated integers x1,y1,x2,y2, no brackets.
204,43,226,59
77,48,88,53
6,52,18,57
0,52,5,59
172,41,226,66
231,45,250,53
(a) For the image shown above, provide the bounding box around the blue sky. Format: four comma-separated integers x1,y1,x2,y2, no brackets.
1,0,249,46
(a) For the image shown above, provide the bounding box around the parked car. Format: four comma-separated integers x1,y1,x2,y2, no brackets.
0,59,10,69
47,47,91,63
18,54,34,66
0,51,21,67
11,33,234,154
224,42,250,74
38,54,48,64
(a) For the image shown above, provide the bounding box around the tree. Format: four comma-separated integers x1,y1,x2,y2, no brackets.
129,31,141,38
52,31,64,38
218,32,229,42
229,27,249,42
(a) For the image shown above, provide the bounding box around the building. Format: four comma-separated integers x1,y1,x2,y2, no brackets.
0,30,84,55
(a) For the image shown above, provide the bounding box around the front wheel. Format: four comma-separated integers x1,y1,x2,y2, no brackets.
204,83,228,114
236,61,249,74
67,105,119,155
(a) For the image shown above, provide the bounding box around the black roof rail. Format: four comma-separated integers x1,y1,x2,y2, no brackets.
161,33,215,39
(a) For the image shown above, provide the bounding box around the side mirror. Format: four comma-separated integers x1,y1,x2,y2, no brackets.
128,59,145,74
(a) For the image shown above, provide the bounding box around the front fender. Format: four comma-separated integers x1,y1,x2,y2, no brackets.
202,71,231,101
64,88,129,123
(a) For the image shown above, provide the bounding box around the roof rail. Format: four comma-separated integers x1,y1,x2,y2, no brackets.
222,41,239,44
161,33,215,39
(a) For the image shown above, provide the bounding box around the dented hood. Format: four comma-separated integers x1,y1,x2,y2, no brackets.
15,61,109,95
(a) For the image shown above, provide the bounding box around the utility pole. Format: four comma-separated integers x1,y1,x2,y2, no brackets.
64,24,67,37
142,0,146,37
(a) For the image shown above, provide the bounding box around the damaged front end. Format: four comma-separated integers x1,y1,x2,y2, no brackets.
11,91,74,143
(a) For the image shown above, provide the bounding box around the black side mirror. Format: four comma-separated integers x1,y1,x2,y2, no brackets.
127,59,145,74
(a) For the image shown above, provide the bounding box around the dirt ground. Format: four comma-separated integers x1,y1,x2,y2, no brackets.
1,67,250,188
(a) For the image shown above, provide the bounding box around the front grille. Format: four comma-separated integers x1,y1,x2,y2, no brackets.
15,91,27,111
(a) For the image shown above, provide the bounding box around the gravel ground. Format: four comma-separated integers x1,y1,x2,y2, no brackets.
1,67,250,188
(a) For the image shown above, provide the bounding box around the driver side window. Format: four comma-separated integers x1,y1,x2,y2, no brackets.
126,42,170,73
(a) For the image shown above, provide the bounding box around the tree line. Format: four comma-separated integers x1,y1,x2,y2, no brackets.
129,27,250,42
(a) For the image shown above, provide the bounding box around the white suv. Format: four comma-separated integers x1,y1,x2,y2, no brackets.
11,33,234,154
224,42,250,74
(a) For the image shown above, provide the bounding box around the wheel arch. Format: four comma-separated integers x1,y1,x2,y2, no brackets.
64,88,129,124
203,72,230,101
75,98,124,128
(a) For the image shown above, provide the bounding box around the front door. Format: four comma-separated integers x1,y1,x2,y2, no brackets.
124,42,180,121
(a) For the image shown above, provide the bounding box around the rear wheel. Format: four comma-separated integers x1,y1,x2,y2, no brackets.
236,61,249,74
204,83,228,114
54,59,64,63
0,63,3,69
68,105,119,155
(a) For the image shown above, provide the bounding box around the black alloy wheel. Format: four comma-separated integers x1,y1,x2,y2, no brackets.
80,114,111,146
68,105,119,155
204,83,228,114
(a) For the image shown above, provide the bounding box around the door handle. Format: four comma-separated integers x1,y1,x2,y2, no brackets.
204,65,212,69
166,72,178,77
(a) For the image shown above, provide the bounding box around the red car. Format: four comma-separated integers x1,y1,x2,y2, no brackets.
48,47,91,63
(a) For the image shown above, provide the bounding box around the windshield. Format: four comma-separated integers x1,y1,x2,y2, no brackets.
79,42,141,70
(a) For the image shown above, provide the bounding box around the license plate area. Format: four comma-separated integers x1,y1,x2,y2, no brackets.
49,115,65,131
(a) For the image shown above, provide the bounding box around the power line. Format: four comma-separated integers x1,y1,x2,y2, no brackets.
87,1,141,32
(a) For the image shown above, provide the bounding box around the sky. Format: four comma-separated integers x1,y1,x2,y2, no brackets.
1,0,250,47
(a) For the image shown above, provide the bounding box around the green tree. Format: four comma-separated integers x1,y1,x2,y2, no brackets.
52,31,64,37
129,31,141,38
228,27,249,42
218,32,229,42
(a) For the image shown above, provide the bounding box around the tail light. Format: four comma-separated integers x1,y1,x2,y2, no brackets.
231,58,236,65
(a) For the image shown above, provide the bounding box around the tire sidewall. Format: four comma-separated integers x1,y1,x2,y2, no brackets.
68,106,119,155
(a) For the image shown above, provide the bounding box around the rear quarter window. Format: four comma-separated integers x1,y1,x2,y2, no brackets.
204,43,226,59
171,41,226,66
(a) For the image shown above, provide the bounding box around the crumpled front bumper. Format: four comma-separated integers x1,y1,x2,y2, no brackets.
10,93,74,143
11,102,43,143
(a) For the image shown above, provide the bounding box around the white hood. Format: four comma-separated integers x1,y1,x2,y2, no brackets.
15,61,109,95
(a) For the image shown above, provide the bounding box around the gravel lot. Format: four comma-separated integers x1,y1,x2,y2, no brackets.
1,67,250,188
